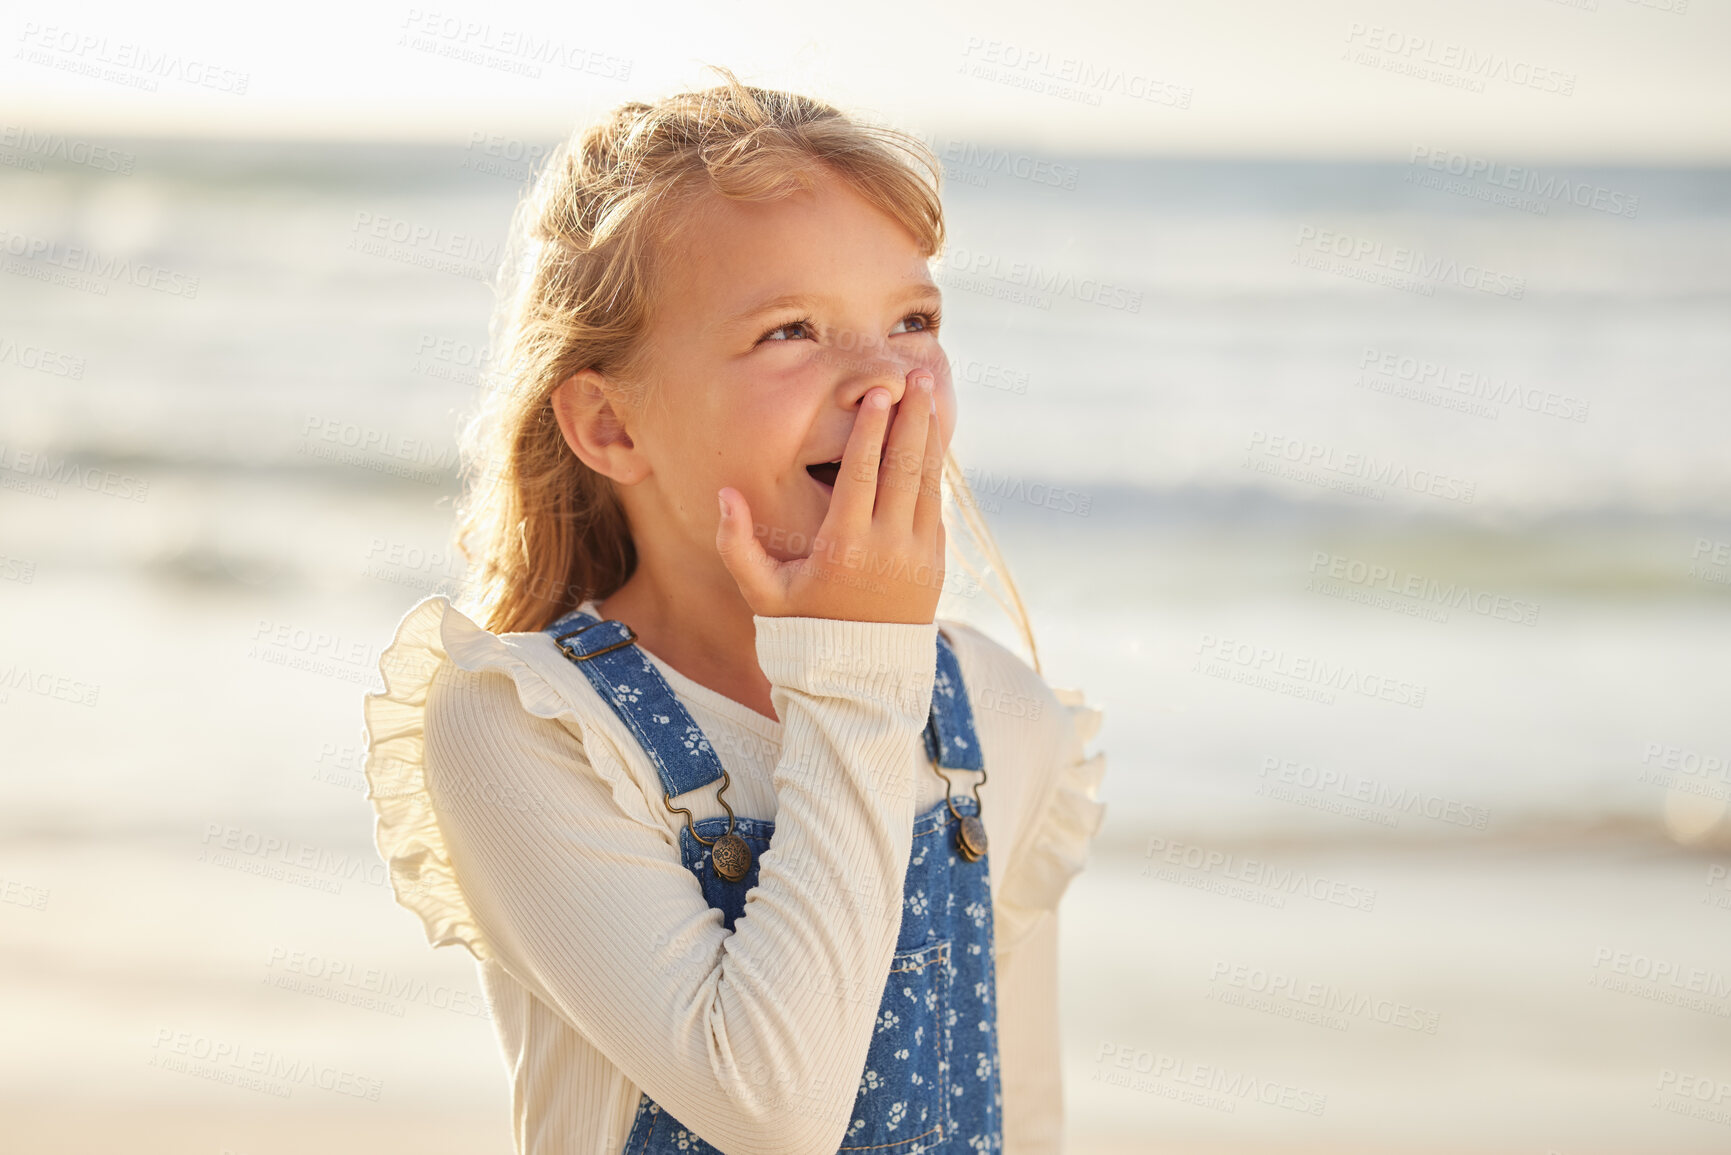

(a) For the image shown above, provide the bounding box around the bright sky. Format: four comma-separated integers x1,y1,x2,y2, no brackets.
4,0,1728,161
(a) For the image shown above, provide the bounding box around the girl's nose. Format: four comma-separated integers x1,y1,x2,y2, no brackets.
850,359,921,410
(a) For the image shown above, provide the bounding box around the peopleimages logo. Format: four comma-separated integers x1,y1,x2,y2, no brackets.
0,335,85,379
1257,755,1491,831
398,9,633,82
0,228,200,298
1356,346,1589,423
1653,1069,1731,1129
1092,1043,1328,1116
1143,835,1379,912
0,124,136,174
14,23,251,95
149,1028,383,1100
1208,960,1443,1034
915,132,1080,191
1194,631,1428,710
1407,146,1639,220
0,443,151,503
0,664,100,707
1294,226,1525,299
957,38,1193,110
1307,550,1540,628
263,946,492,1019
939,246,1143,313
1244,430,1477,505
1588,946,1731,1017
1342,23,1576,96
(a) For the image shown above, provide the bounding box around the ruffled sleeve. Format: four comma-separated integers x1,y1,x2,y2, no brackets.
992,685,1108,956
359,595,664,963
362,597,498,960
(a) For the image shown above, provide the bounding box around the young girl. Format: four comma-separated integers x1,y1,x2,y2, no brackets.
364,69,1106,1155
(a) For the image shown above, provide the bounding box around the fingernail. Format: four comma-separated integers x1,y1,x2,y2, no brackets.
717,492,730,519
869,390,889,409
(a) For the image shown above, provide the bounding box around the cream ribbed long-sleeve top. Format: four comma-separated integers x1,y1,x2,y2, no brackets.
362,596,1106,1155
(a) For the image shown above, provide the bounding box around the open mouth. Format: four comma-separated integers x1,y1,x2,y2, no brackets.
804,421,898,491
805,460,842,489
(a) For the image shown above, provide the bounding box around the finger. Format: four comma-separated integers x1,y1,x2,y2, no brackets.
931,515,947,597
827,386,892,530
714,488,780,612
876,372,933,527
912,384,945,543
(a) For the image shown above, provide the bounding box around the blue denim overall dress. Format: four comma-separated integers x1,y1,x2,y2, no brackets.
544,610,1003,1155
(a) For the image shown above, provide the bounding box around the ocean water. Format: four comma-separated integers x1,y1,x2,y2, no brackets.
2,140,1729,1152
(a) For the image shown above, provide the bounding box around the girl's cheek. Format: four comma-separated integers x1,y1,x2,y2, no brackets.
921,347,956,444
934,374,959,453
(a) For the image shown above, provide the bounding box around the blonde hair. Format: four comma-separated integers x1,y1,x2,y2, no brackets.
455,66,1042,672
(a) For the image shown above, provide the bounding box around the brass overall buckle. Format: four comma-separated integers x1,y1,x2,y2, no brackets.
552,619,639,662
664,772,753,883
930,758,989,863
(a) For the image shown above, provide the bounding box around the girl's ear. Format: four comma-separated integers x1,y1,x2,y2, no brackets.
551,369,650,485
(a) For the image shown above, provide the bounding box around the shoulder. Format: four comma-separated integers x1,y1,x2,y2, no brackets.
934,620,1108,951
365,595,668,834
934,617,1072,758
369,595,653,742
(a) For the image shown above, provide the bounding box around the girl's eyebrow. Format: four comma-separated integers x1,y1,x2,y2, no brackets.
723,283,943,332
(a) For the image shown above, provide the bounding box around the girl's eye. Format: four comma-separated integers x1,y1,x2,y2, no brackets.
891,311,941,336
758,318,815,343
756,310,941,346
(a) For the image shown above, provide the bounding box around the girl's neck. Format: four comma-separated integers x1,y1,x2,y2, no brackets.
597,563,779,723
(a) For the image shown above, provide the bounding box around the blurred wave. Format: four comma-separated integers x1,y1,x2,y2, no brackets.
2,139,1727,857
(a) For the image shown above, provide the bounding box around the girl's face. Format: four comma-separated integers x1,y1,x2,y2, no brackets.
614,170,956,563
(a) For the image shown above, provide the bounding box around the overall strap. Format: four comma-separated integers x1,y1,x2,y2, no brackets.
927,628,984,772
545,610,980,795
545,610,726,799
